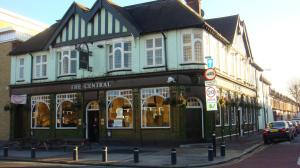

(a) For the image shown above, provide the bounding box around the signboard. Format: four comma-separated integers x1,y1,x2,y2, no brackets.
79,50,89,69
205,85,218,111
71,81,111,91
205,80,216,86
204,68,216,80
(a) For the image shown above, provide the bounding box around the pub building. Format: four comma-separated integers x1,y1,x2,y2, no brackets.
9,0,261,143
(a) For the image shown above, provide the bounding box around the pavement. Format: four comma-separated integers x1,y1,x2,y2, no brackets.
0,132,263,168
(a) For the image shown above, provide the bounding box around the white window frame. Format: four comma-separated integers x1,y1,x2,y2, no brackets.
108,41,132,71
145,36,164,67
33,55,47,79
56,93,78,129
141,87,170,129
181,30,203,64
106,89,133,129
31,95,51,129
57,50,77,76
17,57,25,81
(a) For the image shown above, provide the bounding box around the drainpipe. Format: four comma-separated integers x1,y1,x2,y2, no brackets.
161,32,168,71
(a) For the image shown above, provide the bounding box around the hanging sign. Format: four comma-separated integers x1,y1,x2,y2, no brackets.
11,95,27,104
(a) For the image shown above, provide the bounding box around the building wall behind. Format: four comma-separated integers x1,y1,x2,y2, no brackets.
0,41,12,140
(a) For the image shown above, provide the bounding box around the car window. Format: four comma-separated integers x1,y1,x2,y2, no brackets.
269,122,285,128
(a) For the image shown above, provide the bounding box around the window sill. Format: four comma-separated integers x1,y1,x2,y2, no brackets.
141,127,171,129
180,62,206,66
31,127,50,130
56,127,78,130
107,127,133,130
16,80,25,82
32,77,48,81
143,65,166,69
57,74,77,79
107,69,132,73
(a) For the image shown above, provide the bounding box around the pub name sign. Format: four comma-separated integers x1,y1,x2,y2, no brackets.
71,81,111,91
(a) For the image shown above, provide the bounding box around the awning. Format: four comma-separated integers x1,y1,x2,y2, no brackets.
11,95,27,104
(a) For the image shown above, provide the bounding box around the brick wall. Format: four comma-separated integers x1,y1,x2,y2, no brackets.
0,41,12,140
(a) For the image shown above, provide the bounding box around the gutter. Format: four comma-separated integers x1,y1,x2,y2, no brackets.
29,53,33,83
161,32,168,71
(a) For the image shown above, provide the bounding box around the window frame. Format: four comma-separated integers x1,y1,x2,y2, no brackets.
56,93,79,129
181,30,203,64
31,95,51,129
145,36,164,67
57,50,77,76
108,41,132,71
17,57,25,81
141,87,171,129
33,55,47,79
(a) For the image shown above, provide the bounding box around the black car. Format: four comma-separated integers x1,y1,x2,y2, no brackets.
263,121,293,144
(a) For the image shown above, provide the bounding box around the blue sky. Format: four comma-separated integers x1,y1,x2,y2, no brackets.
1,0,300,94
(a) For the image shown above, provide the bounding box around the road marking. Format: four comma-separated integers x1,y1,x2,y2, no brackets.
297,156,300,165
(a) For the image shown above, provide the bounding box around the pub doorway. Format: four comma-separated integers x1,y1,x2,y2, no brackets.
86,101,100,142
185,97,204,141
13,105,27,139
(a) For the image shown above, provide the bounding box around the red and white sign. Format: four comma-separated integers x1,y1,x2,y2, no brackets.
204,68,216,80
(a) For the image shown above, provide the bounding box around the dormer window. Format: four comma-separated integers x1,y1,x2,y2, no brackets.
145,37,164,67
33,55,47,79
182,32,203,63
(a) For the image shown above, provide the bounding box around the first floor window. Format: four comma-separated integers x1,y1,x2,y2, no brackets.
56,93,79,128
108,41,132,71
57,50,77,76
146,37,164,66
17,57,25,80
31,95,51,128
182,32,203,63
141,87,170,128
107,89,133,128
34,55,47,78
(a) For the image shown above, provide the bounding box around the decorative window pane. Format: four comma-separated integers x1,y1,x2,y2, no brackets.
114,49,122,68
141,87,170,128
31,95,51,128
58,50,77,75
155,49,162,65
56,93,79,128
42,64,47,76
146,37,164,66
63,57,69,74
36,56,41,64
18,58,25,80
183,34,191,44
194,41,201,62
107,89,133,128
146,39,153,48
124,42,131,51
155,38,162,47
71,50,77,58
183,46,192,62
71,60,77,74
124,53,131,68
147,51,153,65
108,41,132,70
186,97,202,108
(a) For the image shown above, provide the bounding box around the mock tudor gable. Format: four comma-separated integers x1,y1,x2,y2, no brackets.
45,0,140,49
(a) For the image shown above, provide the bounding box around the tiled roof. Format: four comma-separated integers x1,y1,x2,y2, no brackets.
9,23,59,55
206,15,239,43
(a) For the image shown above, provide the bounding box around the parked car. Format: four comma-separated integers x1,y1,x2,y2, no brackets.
263,121,293,144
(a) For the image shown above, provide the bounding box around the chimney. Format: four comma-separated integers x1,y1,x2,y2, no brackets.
185,0,203,16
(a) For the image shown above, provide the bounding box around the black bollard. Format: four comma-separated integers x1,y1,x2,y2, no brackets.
102,146,107,162
133,147,139,163
208,145,214,161
220,142,226,157
171,148,177,165
212,132,216,157
73,146,78,161
3,147,8,157
31,148,36,159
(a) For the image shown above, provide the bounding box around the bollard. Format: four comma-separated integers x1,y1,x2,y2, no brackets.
133,147,139,163
171,148,177,165
73,146,78,161
208,145,214,161
212,132,216,157
102,146,108,162
31,148,36,159
220,142,226,157
3,147,8,157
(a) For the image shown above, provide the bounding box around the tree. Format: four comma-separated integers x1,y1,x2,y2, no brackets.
288,79,300,104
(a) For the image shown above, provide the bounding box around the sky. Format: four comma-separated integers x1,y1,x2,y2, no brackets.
1,0,299,95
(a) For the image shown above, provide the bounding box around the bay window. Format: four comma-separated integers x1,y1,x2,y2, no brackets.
146,37,164,66
33,55,47,79
182,32,203,63
57,50,77,76
108,41,132,71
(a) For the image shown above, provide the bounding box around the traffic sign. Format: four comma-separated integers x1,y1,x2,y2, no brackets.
204,68,216,80
205,85,218,111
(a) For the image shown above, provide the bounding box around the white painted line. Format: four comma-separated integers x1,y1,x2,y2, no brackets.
297,156,300,165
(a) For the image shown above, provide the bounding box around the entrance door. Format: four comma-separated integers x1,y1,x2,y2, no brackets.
14,105,26,139
86,101,100,142
185,97,204,141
